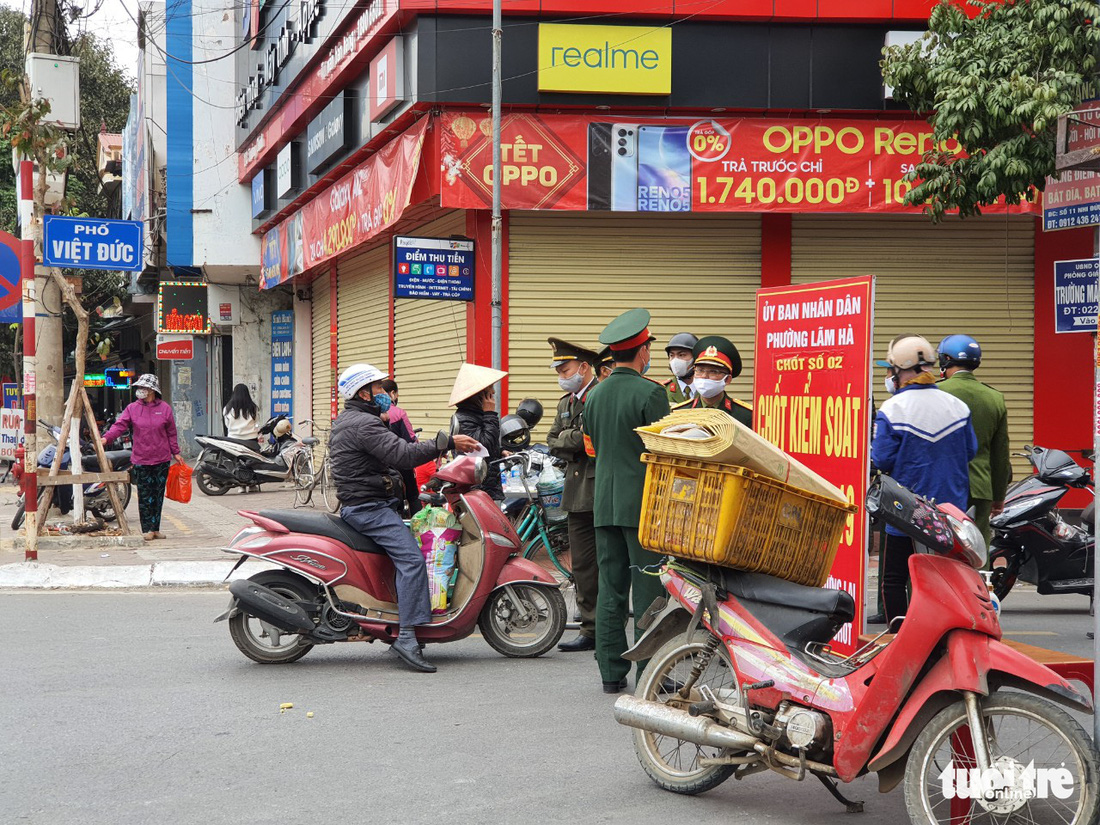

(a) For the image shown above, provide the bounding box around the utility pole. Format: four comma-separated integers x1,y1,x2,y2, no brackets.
490,0,503,405
26,0,64,428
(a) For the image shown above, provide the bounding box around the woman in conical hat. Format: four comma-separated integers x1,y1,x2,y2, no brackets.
449,363,508,501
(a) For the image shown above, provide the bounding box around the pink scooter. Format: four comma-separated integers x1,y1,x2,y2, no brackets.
215,456,567,663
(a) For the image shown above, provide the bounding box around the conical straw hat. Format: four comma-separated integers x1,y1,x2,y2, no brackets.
449,363,508,406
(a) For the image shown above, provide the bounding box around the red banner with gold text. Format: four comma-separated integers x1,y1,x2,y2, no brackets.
753,276,875,655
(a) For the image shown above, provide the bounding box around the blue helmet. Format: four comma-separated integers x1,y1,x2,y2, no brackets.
937,334,982,371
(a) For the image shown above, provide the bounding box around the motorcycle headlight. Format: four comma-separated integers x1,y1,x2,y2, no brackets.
947,515,988,569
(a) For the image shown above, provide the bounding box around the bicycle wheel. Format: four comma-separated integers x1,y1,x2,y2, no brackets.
523,526,577,628
291,451,314,507
316,459,340,513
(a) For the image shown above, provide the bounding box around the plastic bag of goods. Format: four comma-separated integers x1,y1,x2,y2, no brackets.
536,462,568,523
411,506,462,613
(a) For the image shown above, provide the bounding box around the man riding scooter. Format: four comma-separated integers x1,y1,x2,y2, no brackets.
329,363,480,673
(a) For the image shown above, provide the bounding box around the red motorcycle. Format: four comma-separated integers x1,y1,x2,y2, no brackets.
215,455,567,663
614,475,1097,825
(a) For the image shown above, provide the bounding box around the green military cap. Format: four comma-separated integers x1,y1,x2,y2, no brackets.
599,308,655,352
597,346,614,370
548,337,599,368
693,335,742,379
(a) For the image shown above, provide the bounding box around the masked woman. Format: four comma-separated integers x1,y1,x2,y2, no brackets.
102,373,184,541
448,363,508,502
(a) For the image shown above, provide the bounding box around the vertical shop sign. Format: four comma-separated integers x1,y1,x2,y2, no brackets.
753,275,875,655
270,310,294,419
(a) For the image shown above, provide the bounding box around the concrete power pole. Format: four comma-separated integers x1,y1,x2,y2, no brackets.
26,0,64,427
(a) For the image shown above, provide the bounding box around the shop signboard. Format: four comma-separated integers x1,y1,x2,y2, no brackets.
0,405,22,460
277,142,299,199
157,282,211,334
270,310,294,419
1054,258,1099,333
260,118,427,288
156,335,194,360
440,111,1036,216
1046,102,1100,231
753,275,875,656
42,215,143,272
2,382,21,408
369,37,404,121
306,90,354,175
393,236,474,301
538,24,672,95
251,171,266,218
105,368,135,389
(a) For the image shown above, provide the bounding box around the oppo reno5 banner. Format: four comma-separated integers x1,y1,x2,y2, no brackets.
439,111,1036,216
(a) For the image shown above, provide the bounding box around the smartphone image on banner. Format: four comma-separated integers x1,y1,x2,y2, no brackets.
610,123,639,212
587,123,612,211
637,125,691,212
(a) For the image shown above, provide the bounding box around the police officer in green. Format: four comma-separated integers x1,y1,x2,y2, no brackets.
545,337,601,652
583,309,671,694
936,335,1011,545
596,347,614,382
663,332,698,404
674,335,753,428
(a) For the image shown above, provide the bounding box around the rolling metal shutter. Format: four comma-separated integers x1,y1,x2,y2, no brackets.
508,212,761,438
337,245,390,370
311,273,333,429
393,212,468,432
790,214,1035,478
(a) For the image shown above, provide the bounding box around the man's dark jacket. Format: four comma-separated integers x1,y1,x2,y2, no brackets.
330,397,446,506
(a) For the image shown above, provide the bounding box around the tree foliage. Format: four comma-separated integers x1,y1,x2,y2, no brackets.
0,5,135,381
881,0,1100,221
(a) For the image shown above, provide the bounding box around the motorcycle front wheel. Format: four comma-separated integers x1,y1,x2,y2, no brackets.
904,692,1098,825
227,571,317,664
478,584,566,658
632,632,741,795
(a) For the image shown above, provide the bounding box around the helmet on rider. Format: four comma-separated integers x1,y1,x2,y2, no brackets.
338,363,387,400
878,334,937,372
937,334,982,373
500,413,531,450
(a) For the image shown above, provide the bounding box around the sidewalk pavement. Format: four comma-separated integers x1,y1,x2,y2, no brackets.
0,482,302,588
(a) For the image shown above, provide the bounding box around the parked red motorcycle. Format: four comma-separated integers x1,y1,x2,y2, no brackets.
613,474,1097,824
215,455,567,663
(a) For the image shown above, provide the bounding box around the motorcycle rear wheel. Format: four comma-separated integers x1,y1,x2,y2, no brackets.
904,692,1098,825
228,571,317,664
632,633,741,795
90,483,132,522
478,584,566,657
196,465,234,496
989,557,1019,602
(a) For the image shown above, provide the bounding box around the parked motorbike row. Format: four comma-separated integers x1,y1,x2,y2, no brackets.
193,414,314,497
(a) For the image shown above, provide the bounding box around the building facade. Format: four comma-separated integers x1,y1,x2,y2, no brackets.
232,0,1094,491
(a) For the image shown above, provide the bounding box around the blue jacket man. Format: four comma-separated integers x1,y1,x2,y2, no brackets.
871,334,977,623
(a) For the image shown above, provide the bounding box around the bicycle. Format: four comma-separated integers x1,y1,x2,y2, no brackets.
292,420,340,513
499,452,578,628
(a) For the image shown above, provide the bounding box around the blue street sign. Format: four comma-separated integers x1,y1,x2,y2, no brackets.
0,229,21,324
393,236,475,302
270,310,293,419
43,215,144,272
1054,258,1099,333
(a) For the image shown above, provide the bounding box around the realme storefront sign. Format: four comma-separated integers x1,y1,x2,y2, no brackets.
538,24,672,95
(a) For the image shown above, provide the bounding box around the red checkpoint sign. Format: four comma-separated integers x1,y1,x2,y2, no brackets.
156,339,193,360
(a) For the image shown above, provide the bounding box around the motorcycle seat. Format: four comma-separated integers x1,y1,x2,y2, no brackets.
80,451,132,471
302,436,320,446
203,435,263,450
258,510,387,554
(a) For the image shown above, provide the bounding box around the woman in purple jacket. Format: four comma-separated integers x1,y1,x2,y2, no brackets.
102,373,184,541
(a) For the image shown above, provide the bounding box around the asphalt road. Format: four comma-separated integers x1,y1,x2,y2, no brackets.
0,588,1094,825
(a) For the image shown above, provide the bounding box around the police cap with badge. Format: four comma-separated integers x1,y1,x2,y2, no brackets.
547,337,599,368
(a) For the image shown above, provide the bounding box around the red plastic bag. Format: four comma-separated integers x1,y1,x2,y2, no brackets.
166,462,193,504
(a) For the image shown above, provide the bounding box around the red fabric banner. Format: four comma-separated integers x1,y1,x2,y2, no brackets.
260,117,428,288
753,275,876,656
439,111,1035,216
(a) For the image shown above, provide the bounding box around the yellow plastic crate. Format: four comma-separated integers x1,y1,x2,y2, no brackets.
638,453,856,587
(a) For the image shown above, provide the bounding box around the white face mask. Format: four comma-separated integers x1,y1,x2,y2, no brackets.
693,377,728,399
135,388,150,400
669,357,692,379
883,375,897,395
558,371,585,393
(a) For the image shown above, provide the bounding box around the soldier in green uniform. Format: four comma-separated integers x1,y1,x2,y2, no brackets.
583,309,671,694
663,332,698,404
936,335,1011,545
545,337,601,652
596,347,614,382
674,335,753,428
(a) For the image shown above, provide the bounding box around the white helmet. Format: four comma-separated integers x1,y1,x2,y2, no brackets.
338,363,387,400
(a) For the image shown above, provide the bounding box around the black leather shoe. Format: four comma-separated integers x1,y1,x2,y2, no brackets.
866,613,887,625
558,635,596,652
602,678,628,694
390,637,437,673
